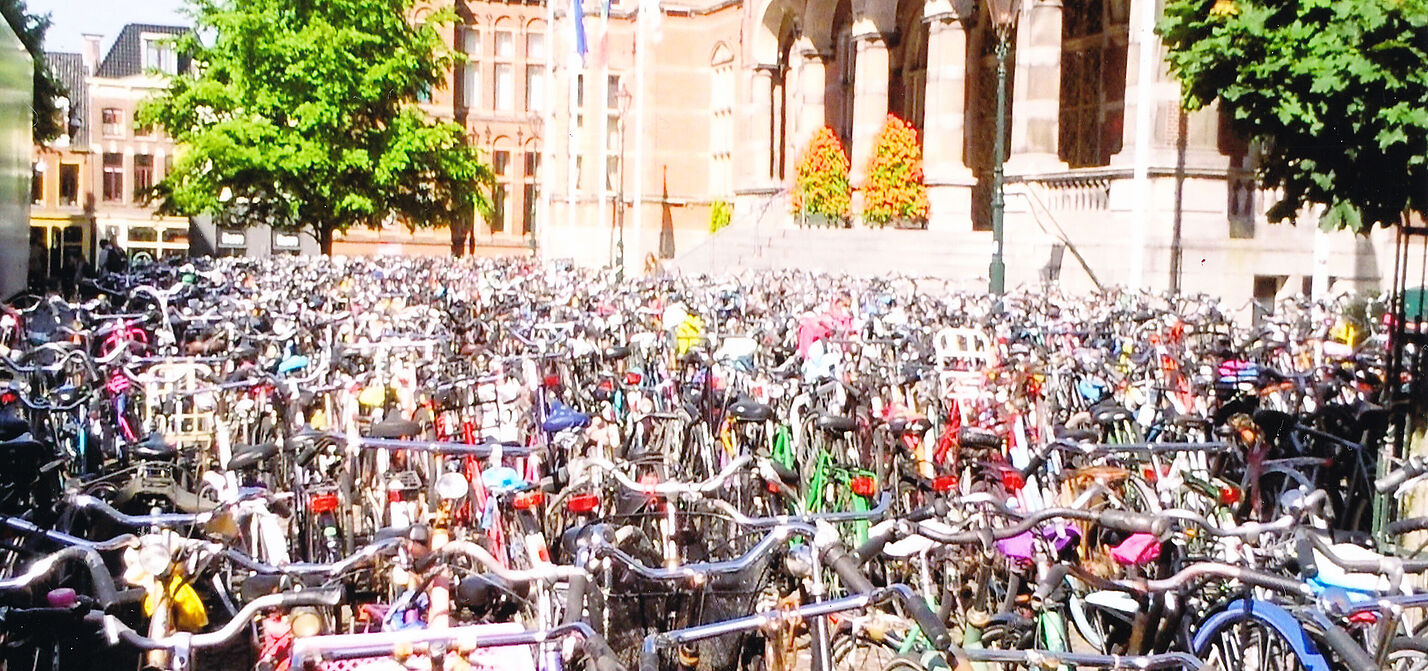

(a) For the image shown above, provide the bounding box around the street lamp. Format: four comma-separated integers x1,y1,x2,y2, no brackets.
615,84,632,282
987,0,1020,295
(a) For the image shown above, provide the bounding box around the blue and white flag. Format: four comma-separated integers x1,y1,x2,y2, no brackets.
572,0,588,65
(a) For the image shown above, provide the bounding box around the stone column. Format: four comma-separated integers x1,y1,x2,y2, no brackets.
921,13,975,230
741,64,778,188
797,47,829,152
1007,0,1065,173
849,32,890,217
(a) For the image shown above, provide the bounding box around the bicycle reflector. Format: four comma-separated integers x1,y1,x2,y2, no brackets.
566,493,600,514
1218,485,1242,506
309,492,340,514
513,491,545,510
932,475,957,492
850,475,876,498
1001,470,1026,492
624,372,642,386
543,374,562,388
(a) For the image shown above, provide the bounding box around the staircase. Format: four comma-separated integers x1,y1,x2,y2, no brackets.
673,224,998,288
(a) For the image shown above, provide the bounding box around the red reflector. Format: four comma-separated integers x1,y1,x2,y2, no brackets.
766,479,781,494
566,493,600,514
1348,611,1377,625
543,375,561,388
1218,485,1242,506
850,475,876,498
387,489,404,503
0,391,15,404
538,547,551,563
513,491,545,510
1142,466,1158,484
598,379,615,393
624,372,642,386
310,492,339,513
932,475,957,492
1001,470,1026,492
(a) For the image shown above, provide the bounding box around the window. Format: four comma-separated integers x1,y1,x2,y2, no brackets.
495,30,513,58
490,184,508,233
102,108,123,137
1057,0,1128,168
133,155,154,200
710,46,735,197
523,182,538,235
59,164,78,206
494,63,514,111
134,111,153,137
163,154,173,178
494,150,510,176
458,28,480,108
142,36,178,74
605,74,622,190
526,32,544,59
525,65,544,111
30,164,41,205
575,74,585,129
523,151,539,177
102,153,124,202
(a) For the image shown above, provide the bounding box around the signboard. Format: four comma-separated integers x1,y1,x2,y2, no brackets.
272,232,301,251
218,229,246,248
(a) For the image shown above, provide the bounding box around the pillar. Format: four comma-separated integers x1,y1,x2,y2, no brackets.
921,12,975,230
849,32,890,216
797,46,829,152
1007,0,1065,173
742,64,778,188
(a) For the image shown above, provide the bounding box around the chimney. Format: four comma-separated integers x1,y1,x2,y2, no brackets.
81,33,102,75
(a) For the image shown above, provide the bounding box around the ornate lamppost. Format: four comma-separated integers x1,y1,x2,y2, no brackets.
987,0,1020,295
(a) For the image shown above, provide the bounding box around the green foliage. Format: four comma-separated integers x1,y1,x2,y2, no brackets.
861,114,928,227
1,0,65,143
792,127,851,221
142,0,493,253
709,200,731,233
1158,0,1428,231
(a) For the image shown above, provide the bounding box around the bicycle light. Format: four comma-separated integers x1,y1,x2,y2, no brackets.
435,472,469,501
289,608,324,638
513,491,545,510
137,536,173,577
566,493,600,514
850,475,876,498
932,475,957,492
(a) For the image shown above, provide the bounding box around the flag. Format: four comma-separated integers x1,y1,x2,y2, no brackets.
572,0,588,65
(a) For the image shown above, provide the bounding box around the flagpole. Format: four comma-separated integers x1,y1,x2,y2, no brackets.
567,1,581,251
598,2,612,273
631,0,648,272
540,0,555,260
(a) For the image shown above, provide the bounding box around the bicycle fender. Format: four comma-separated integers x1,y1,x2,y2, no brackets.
1191,599,1333,671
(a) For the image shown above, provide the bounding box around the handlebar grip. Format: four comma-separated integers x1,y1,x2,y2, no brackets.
1295,537,1318,579
906,499,948,523
582,635,629,671
822,544,875,594
850,527,898,565
1386,517,1428,536
563,573,589,625
1377,464,1421,494
901,593,952,651
1097,510,1168,536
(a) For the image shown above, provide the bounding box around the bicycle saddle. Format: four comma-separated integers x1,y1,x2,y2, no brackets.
728,399,773,423
131,432,178,460
0,416,29,441
226,442,279,471
1052,424,1098,443
889,416,932,437
541,402,590,433
814,413,858,433
369,417,421,439
957,427,1002,449
1091,404,1134,426
602,345,631,361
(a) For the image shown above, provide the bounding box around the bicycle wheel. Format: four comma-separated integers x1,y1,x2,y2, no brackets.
1194,607,1314,671
830,630,904,671
1387,637,1428,671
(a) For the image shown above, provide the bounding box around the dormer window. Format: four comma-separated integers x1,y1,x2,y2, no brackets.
142,35,178,75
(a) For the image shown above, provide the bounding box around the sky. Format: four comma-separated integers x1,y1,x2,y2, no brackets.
29,0,189,54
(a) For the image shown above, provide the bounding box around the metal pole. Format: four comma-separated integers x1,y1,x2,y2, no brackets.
988,35,1009,296
616,105,626,282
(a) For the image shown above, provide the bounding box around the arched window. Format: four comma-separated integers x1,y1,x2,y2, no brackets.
710,44,735,197
489,137,514,233
525,20,546,112
458,22,481,109
493,18,516,112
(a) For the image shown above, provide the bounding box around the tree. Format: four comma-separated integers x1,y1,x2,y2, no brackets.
1,0,66,143
791,127,851,225
141,0,493,254
1158,0,1428,231
861,114,928,228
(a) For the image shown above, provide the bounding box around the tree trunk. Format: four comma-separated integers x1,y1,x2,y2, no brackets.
318,225,334,256
450,219,469,257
